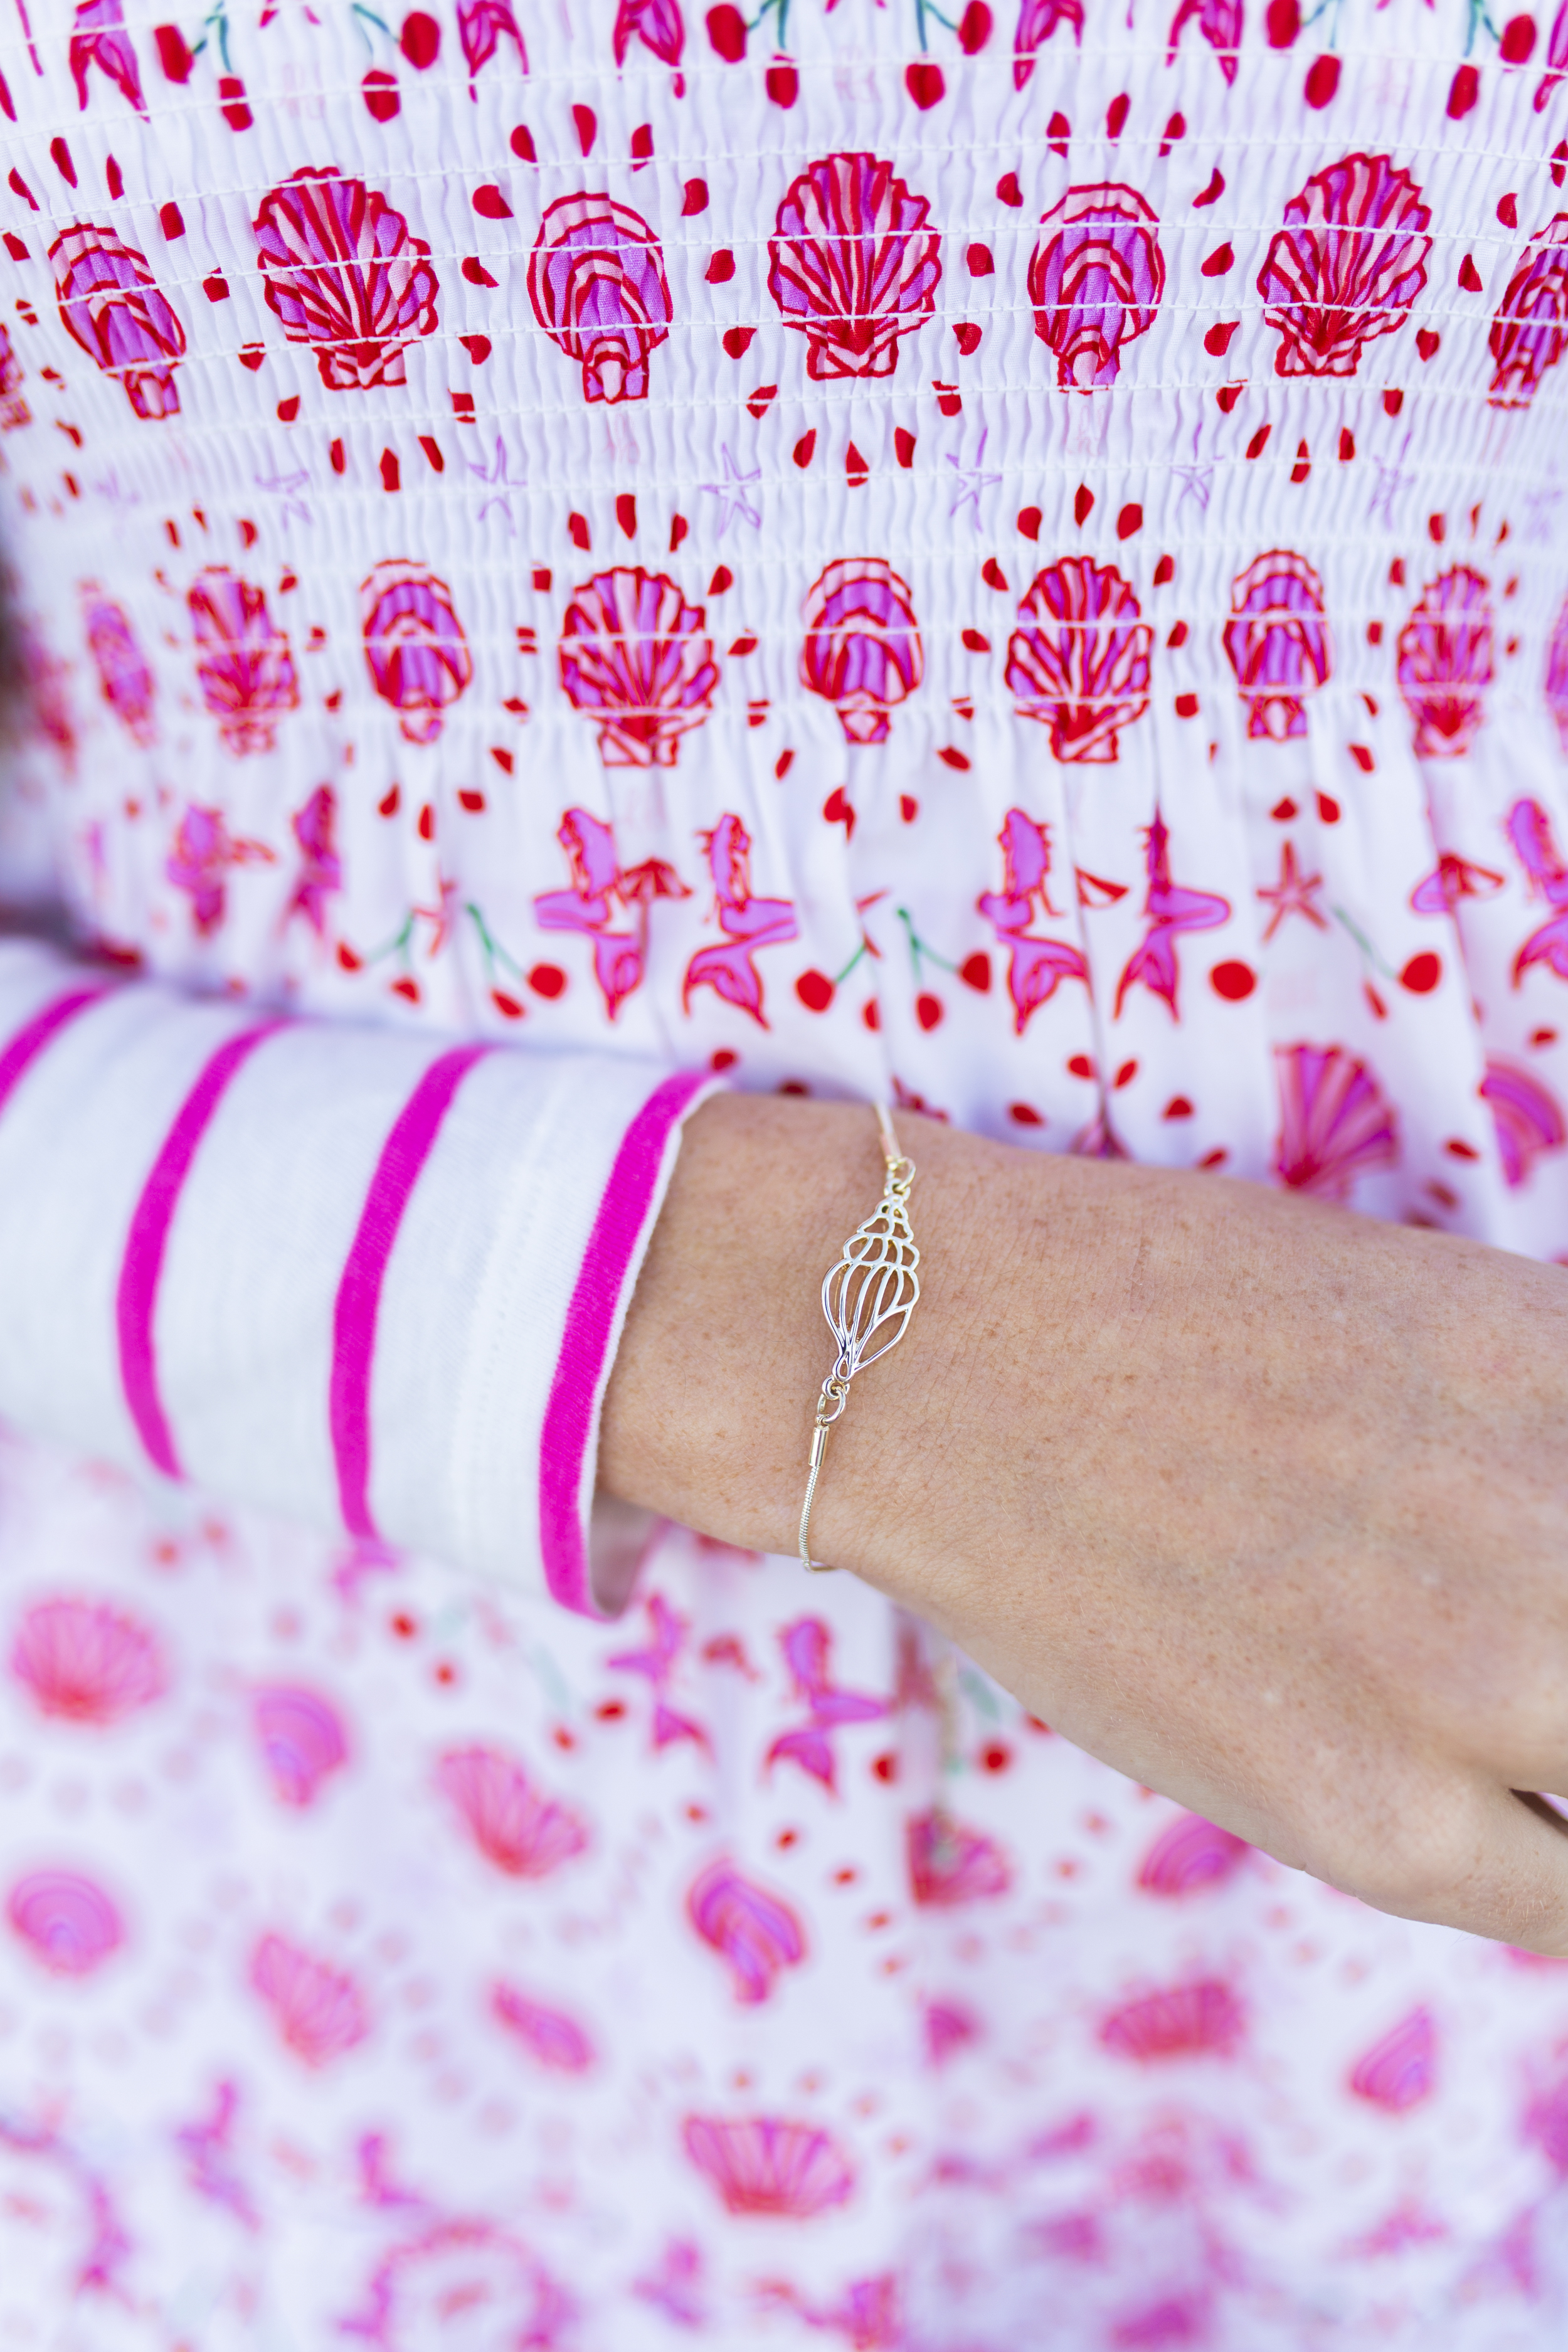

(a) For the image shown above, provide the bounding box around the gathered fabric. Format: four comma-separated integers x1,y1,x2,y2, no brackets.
6,0,1568,2338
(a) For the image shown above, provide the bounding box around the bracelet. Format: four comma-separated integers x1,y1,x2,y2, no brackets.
798,1103,921,1573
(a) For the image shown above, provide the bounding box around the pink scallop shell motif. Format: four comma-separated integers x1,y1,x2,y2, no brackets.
1258,152,1432,381
343,2221,569,2351
1099,1977,1244,2062
360,560,473,746
491,1981,595,2072
0,323,28,431
1396,565,1494,760
83,591,156,746
1007,557,1152,763
1014,0,1082,88
252,1685,349,1808
1481,1059,1566,1188
10,1598,164,1724
769,153,941,383
1348,2006,1434,2112
255,168,438,392
906,1808,1013,1907
682,2115,855,2218
6,1870,123,1975
1547,594,1568,755
1274,1043,1399,1202
1222,550,1331,742
189,567,299,756
800,558,923,746
250,1933,369,2067
1029,184,1164,391
528,194,672,405
614,0,684,72
559,566,719,769
687,1858,807,2004
1490,215,1568,410
1136,1812,1251,1897
435,1744,590,1878
50,223,184,419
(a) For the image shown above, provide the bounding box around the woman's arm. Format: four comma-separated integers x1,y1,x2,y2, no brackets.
601,1091,1568,1954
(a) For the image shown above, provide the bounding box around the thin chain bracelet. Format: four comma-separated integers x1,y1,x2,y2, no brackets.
798,1103,921,1573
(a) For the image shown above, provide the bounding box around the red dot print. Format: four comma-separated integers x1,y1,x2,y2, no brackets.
1303,52,1339,105
1009,1102,1044,1126
916,993,944,1031
796,969,834,1013
1162,1095,1194,1120
527,963,566,999
906,58,945,106
960,951,992,992
980,1743,1012,1772
1210,960,1256,1001
401,9,440,64
872,1752,898,1783
1316,792,1341,824
711,1048,739,1072
1399,951,1441,994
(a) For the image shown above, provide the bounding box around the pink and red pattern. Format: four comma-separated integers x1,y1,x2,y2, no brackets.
559,568,719,767
1490,215,1568,410
188,569,299,756
1222,550,1332,741
254,170,439,391
527,194,672,405
1274,1044,1400,1200
1006,557,1152,761
769,154,942,381
50,225,184,418
1258,153,1432,379
1397,565,1495,758
800,558,924,744
1028,185,1164,390
359,561,472,745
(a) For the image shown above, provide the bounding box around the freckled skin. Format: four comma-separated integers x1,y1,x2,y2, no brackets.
602,1092,1568,1954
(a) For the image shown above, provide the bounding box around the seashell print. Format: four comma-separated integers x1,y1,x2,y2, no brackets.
1166,0,1241,83
1006,556,1152,763
800,558,923,745
435,1744,590,1878
254,169,439,393
906,1808,1013,1907
1526,2067,1568,2173
10,1597,164,1724
1396,565,1494,759
359,561,472,746
491,1981,595,2070
559,568,719,768
681,2114,855,2218
1508,797,1568,985
6,1870,123,1975
82,590,156,745
166,804,275,936
457,0,527,82
687,1859,807,2004
342,2222,569,2351
614,0,684,75
1013,0,1082,88
1258,154,1432,381
1274,1043,1399,1202
527,194,672,405
1099,1977,1244,2062
1222,550,1332,741
1348,2007,1435,2112
0,325,28,432
251,1935,369,2066
1028,184,1164,391
924,2000,981,2064
1547,595,1568,756
188,568,298,757
1481,1060,1566,1187
1136,1812,1251,1898
768,154,941,383
977,810,1089,1036
50,224,185,419
68,0,146,112
252,1686,349,1808
1489,214,1568,410
285,785,342,936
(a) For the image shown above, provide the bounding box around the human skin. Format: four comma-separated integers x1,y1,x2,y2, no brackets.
598,1091,1568,1954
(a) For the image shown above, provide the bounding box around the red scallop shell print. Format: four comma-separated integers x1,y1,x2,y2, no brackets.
906,1808,1014,1906
1258,153,1432,380
1489,214,1568,410
559,567,719,768
528,194,672,405
83,591,156,746
1099,1977,1244,2061
1006,556,1152,763
1136,1811,1251,1897
1348,2007,1435,2112
492,1981,595,2071
254,168,439,392
1481,1059,1567,1187
1396,565,1494,759
1014,0,1083,88
1222,549,1332,742
360,560,473,745
687,1858,807,2004
1274,1044,1399,1201
10,1598,165,1724
250,1933,369,2066
6,1870,123,1975
252,1685,349,1808
1547,592,1568,754
1028,184,1165,391
188,568,299,756
50,224,184,418
800,558,923,744
769,153,941,382
435,1745,590,1878
681,2115,855,2218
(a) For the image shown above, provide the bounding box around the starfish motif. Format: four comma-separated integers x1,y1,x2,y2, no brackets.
1257,839,1327,940
468,436,522,532
699,443,763,536
1524,485,1564,546
1172,459,1214,512
1367,433,1414,530
91,465,141,509
945,426,1002,528
254,467,311,527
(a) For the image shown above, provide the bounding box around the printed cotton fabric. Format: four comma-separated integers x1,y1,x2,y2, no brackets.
7,0,1568,2339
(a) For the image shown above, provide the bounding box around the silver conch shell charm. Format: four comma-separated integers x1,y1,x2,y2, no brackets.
798,1103,921,1572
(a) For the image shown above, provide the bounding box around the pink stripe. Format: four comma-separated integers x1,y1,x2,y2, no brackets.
539,1070,710,1618
0,987,109,1119
117,1020,289,1479
331,1044,491,1542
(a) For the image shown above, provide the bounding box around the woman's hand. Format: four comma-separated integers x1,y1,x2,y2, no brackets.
599,1091,1568,1952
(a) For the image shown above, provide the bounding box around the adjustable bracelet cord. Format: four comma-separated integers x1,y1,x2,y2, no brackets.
798,1103,921,1573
